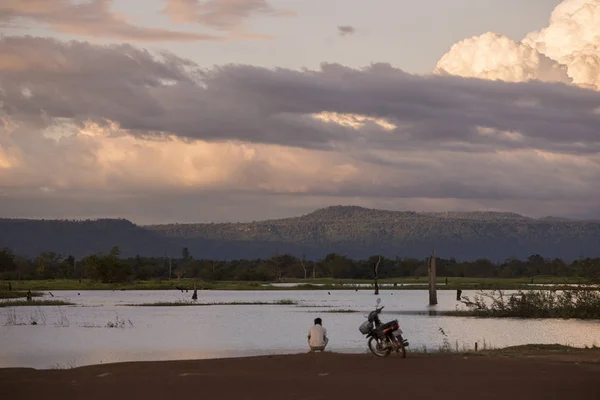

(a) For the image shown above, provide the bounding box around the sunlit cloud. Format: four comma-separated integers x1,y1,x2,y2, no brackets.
2,1,600,222
435,0,600,90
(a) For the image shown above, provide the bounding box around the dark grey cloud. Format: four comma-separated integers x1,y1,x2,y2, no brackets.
1,36,600,222
337,25,356,36
0,0,222,42
2,36,600,155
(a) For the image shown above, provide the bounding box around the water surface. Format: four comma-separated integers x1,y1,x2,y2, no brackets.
1,289,598,369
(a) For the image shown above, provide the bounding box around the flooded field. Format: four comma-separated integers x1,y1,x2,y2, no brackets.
1,289,599,369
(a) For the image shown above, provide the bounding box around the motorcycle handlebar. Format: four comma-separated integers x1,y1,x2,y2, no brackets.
365,306,385,320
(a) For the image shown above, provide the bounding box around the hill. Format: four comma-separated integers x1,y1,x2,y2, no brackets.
2,206,600,261
146,206,600,261
0,218,178,258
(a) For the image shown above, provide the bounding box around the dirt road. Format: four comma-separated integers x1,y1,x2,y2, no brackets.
1,352,598,400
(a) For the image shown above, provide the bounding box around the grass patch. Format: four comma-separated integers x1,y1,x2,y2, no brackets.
409,343,599,356
498,344,599,353
0,290,44,299
275,299,296,305
125,299,298,306
282,276,596,286
448,289,600,319
0,300,74,307
296,305,335,308
6,277,598,292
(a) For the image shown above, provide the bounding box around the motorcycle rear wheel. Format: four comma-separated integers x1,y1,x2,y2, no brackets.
394,335,407,358
368,337,392,357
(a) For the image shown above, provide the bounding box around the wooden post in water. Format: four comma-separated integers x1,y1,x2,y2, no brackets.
373,256,381,295
428,250,438,305
192,280,198,301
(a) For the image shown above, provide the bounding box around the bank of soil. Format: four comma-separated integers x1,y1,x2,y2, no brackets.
1,352,598,400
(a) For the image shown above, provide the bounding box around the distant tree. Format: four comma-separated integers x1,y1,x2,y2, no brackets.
2,242,600,282
174,263,185,279
0,248,17,278
82,246,132,283
66,255,75,267
35,252,63,279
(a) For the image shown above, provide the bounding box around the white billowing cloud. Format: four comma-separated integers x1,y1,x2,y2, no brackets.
434,32,571,84
561,48,600,89
524,0,600,89
523,0,600,61
436,0,600,91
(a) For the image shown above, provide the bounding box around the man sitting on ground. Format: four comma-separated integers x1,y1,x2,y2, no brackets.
308,317,328,352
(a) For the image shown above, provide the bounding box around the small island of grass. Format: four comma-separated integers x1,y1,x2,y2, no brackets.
125,299,298,306
446,289,600,319
0,300,75,308
0,290,44,299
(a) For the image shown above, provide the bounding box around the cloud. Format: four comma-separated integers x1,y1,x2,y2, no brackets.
2,116,599,223
3,36,600,153
337,25,356,37
0,0,222,42
0,119,357,194
162,0,296,37
523,0,600,62
435,0,600,91
1,35,600,222
434,32,571,84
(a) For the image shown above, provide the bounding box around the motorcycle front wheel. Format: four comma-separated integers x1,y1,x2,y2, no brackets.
368,336,392,357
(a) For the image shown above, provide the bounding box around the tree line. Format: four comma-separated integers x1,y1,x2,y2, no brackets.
1,246,599,283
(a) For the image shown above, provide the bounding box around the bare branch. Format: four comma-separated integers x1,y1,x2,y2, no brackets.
300,255,307,279
373,255,381,278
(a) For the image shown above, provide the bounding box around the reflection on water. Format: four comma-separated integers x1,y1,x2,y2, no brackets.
1,289,599,369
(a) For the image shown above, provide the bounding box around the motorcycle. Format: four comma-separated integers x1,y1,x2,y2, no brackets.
359,298,409,358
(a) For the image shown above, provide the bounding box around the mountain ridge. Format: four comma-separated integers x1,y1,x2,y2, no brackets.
2,206,600,261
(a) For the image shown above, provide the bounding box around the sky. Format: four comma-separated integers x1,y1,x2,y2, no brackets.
0,0,599,224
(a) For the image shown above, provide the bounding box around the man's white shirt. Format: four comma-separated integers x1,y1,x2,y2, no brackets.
308,325,327,347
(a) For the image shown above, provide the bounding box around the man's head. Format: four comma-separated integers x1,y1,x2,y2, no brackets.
314,318,322,325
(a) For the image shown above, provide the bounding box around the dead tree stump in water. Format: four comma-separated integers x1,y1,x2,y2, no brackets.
428,250,437,305
373,256,381,295
192,281,198,301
